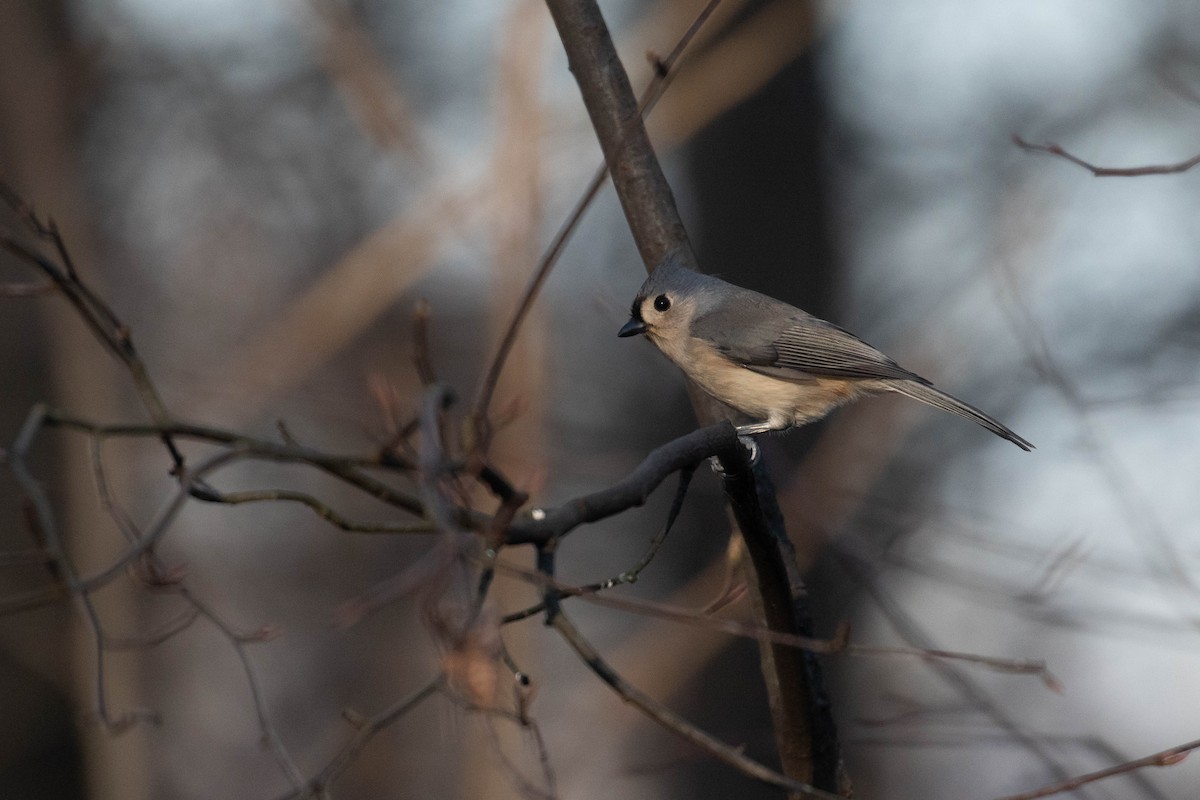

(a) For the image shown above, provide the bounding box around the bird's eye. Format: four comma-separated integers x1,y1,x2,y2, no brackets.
653,294,671,312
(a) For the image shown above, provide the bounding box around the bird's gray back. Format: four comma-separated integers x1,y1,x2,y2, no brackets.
689,281,925,384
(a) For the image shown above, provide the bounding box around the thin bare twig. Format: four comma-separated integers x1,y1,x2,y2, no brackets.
470,0,723,447
199,488,437,534
493,555,1057,684
45,411,426,515
548,606,841,800
277,676,445,799
608,463,696,586
0,586,62,616
995,737,1200,800
441,683,559,800
9,405,160,732
89,433,305,787
1012,135,1200,176
834,545,1078,788
1,186,183,466
101,609,201,649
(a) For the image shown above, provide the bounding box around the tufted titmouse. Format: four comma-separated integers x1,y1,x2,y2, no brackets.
618,257,1032,451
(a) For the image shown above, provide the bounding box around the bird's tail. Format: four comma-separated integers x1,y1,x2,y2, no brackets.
890,381,1034,452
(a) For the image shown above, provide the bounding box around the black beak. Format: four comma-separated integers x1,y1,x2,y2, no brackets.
618,317,647,338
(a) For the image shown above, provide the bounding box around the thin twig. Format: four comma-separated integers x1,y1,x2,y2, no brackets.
1012,135,1200,177
441,684,559,800
8,405,160,731
492,555,1056,684
45,411,426,515
834,545,1078,788
102,609,201,649
0,188,184,466
470,0,723,447
617,464,696,584
548,607,841,799
89,432,305,787
198,488,436,534
186,589,305,789
995,737,1200,800
277,676,445,799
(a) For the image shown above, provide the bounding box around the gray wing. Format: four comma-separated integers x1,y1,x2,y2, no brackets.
690,291,926,384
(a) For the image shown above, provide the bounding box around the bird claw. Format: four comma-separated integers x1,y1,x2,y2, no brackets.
709,434,761,475
738,434,761,465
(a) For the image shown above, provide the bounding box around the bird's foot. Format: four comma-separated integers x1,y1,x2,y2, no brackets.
738,434,760,465
709,433,761,475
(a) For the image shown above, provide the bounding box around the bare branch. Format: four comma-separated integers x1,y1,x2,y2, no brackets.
1013,135,1200,176
540,2,845,789
548,607,841,799
1,187,183,469
198,488,436,534
471,0,722,446
996,737,1200,800
276,676,445,799
835,545,1078,786
496,556,1057,685
505,421,740,546
45,411,426,515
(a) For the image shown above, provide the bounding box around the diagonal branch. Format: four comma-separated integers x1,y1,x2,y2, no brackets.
548,606,841,800
995,737,1200,800
472,0,723,438
543,0,694,269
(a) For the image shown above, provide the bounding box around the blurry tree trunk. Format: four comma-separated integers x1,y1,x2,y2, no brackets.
0,3,150,799
688,3,838,318
461,1,549,796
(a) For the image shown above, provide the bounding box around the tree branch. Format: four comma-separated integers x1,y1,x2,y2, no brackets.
506,421,738,545
995,737,1200,800
471,0,722,438
1012,135,1200,177
542,0,844,792
548,605,841,799
543,0,693,268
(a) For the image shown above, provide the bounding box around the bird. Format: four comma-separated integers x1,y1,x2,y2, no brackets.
617,255,1032,451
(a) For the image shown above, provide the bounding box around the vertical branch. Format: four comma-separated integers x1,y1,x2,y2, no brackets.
721,453,845,794
543,0,845,793
542,0,693,268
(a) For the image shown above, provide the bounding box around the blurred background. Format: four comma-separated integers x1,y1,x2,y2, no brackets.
2,0,1200,798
